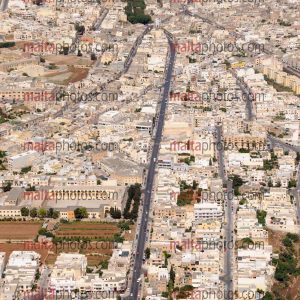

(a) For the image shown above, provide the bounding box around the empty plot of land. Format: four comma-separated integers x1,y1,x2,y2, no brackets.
43,66,90,85
46,241,114,266
55,222,119,239
0,243,48,263
45,55,93,66
123,224,136,241
0,222,42,240
268,228,286,252
85,255,110,266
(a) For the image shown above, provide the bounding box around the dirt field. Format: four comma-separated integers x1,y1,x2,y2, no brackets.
41,55,93,85
45,241,114,266
85,255,110,266
55,222,119,239
268,229,286,252
0,241,113,266
0,243,49,263
43,65,90,85
44,55,93,66
0,221,42,240
123,224,136,241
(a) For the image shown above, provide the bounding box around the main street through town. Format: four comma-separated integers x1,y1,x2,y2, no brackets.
127,32,176,300
216,126,233,299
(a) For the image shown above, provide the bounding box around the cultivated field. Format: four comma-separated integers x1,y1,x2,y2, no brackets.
55,222,120,239
0,221,42,240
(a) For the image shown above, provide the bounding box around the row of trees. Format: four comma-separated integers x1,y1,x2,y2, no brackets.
21,207,59,219
0,42,15,48
123,183,141,221
20,206,124,220
110,207,122,219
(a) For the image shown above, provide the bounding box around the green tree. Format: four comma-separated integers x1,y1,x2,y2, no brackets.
282,236,293,248
262,291,273,300
30,208,38,218
230,174,244,188
52,210,60,219
62,46,69,55
118,221,130,231
47,208,54,218
0,151,7,158
21,207,29,217
74,207,88,219
0,42,15,48
239,198,247,205
286,233,299,242
275,180,281,187
99,260,109,269
192,180,198,190
296,152,300,163
145,247,150,259
74,23,85,34
168,265,175,291
113,233,124,243
163,251,171,267
3,182,12,192
110,207,122,219
38,208,47,218
21,166,32,174
288,179,297,188
256,210,267,226
35,269,40,281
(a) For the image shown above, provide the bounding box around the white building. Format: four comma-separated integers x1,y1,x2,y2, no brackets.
194,202,223,221
49,243,131,294
8,151,39,172
4,251,40,292
49,253,87,293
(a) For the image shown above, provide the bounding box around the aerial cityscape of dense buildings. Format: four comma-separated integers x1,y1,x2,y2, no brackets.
0,0,299,299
